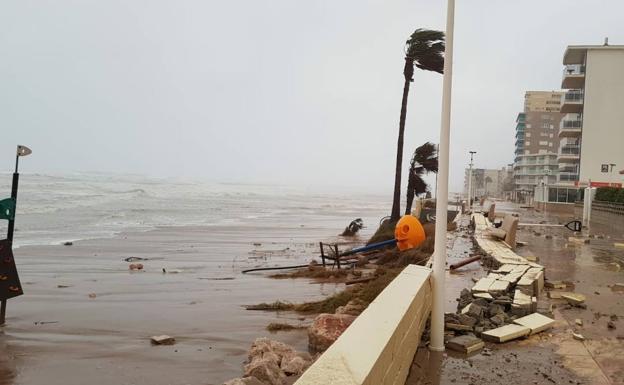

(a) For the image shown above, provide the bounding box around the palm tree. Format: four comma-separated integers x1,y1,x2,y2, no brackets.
405,142,438,215
390,29,445,221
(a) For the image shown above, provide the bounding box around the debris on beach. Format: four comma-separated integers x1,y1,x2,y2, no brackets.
223,338,312,385
446,334,484,354
129,263,144,271
341,218,364,236
150,335,176,345
308,313,356,352
62,241,73,246
266,322,308,332
124,257,148,262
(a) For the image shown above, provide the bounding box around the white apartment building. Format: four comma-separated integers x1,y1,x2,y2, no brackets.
535,42,624,211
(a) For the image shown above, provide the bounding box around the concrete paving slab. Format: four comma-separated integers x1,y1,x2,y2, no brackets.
446,335,484,354
561,293,586,306
481,324,531,343
513,313,555,334
471,277,496,293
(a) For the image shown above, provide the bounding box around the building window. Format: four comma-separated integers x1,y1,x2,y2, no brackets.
542,123,549,129
539,141,548,146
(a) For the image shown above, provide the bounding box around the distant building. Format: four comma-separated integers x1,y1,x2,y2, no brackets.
463,167,508,199
535,42,624,212
513,91,564,202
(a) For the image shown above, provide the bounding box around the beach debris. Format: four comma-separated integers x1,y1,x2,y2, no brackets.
446,335,484,354
610,283,624,292
223,377,264,385
481,324,531,343
199,277,235,281
150,335,175,345
129,263,144,271
162,268,183,274
568,237,590,245
308,313,356,352
512,313,555,335
224,338,312,385
608,321,617,330
573,332,585,341
88,293,97,299
34,321,59,325
341,218,364,236
57,284,72,288
266,323,307,332
449,255,481,270
614,242,624,248
253,242,262,246
545,280,567,289
335,299,366,315
124,257,148,262
561,293,586,307
62,241,73,246
575,318,583,326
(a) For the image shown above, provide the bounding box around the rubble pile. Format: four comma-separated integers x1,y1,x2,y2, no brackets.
445,212,556,347
223,338,313,385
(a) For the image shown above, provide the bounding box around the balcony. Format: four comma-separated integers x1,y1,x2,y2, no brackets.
561,90,584,113
516,113,526,123
561,64,585,89
559,144,580,161
559,172,579,183
559,113,582,138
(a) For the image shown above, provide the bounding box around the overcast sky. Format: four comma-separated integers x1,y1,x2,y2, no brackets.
1,0,623,194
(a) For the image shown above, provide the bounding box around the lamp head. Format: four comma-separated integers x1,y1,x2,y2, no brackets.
17,145,32,157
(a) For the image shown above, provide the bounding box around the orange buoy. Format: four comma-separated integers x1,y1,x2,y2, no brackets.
394,215,426,251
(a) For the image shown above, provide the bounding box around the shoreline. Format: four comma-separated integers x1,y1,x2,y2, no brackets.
1,217,380,385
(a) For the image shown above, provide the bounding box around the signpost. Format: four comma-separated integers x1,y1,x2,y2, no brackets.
0,145,31,326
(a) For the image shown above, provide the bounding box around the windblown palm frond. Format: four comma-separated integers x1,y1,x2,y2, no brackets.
406,29,445,75
405,142,438,215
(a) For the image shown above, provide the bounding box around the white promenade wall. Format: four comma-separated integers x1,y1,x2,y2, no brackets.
295,265,432,385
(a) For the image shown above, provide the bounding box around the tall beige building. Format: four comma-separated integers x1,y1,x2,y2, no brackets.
535,42,624,211
513,91,564,201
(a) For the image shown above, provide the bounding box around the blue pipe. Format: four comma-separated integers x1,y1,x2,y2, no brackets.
339,238,397,256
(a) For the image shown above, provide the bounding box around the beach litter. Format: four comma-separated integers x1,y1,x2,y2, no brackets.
150,335,176,345
62,241,73,246
88,293,97,299
129,263,144,271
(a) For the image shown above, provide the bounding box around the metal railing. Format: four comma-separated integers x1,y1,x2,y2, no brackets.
593,201,624,216
564,90,584,102
560,145,580,155
560,119,582,129
563,64,586,76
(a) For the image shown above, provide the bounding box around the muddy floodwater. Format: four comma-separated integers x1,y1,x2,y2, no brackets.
0,220,386,385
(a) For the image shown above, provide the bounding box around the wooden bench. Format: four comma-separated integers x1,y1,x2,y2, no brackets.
488,214,518,249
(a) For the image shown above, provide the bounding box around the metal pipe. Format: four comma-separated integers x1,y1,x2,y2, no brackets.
431,0,455,353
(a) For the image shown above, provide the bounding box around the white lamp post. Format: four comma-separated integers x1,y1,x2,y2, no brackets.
430,0,455,352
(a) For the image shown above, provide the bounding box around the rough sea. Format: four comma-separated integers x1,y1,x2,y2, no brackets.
0,172,390,248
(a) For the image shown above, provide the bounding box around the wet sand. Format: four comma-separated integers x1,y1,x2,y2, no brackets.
0,220,378,385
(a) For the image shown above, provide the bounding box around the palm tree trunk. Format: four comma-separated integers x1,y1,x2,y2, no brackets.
390,58,414,221
405,176,415,215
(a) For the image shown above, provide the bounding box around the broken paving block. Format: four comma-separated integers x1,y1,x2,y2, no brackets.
615,243,624,249
473,292,493,300
481,324,531,343
488,280,510,296
493,264,516,274
524,255,539,262
575,319,583,326
487,272,504,279
510,264,530,275
517,268,545,296
472,277,496,293
545,280,567,289
511,290,532,316
499,271,524,283
446,323,473,332
151,335,176,345
446,335,484,354
561,293,586,306
568,237,589,245
513,313,555,335
572,333,585,341
461,303,484,319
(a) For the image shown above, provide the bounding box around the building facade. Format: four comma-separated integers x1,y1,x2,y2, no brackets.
560,44,624,188
463,167,508,199
513,91,564,201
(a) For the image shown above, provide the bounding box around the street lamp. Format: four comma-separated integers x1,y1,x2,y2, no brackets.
467,151,476,212
431,0,455,352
